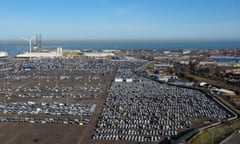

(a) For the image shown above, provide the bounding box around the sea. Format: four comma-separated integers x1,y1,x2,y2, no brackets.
0,41,240,57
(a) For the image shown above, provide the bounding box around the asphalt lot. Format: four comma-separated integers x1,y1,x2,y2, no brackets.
0,58,115,144
0,58,234,144
224,131,240,144
93,61,231,143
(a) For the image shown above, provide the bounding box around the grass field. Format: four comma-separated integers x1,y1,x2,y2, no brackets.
190,119,240,144
144,61,155,70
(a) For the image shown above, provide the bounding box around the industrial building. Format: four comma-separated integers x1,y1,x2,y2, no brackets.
83,52,115,57
16,47,63,58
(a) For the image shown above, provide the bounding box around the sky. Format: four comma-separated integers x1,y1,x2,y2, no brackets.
0,0,240,41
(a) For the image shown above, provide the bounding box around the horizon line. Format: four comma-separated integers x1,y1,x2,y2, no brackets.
1,38,240,43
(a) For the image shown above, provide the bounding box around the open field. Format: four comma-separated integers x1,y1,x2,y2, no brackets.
0,123,85,144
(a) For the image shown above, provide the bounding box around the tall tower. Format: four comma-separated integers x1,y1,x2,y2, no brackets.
39,34,42,48
35,35,39,47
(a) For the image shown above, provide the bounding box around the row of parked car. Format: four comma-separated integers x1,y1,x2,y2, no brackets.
2,86,102,99
93,60,231,142
0,102,96,117
0,116,89,125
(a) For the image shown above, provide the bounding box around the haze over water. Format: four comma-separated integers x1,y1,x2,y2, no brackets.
1,41,240,57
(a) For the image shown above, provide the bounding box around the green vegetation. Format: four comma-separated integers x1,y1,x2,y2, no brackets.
190,119,240,144
172,129,199,144
184,73,240,94
144,61,155,70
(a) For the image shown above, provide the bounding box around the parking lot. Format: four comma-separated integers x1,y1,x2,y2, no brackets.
0,58,115,144
0,58,234,144
93,61,232,143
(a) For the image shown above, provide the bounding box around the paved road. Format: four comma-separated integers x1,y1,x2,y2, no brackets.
224,132,240,144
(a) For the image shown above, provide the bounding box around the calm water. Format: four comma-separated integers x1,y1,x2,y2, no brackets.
1,41,240,57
